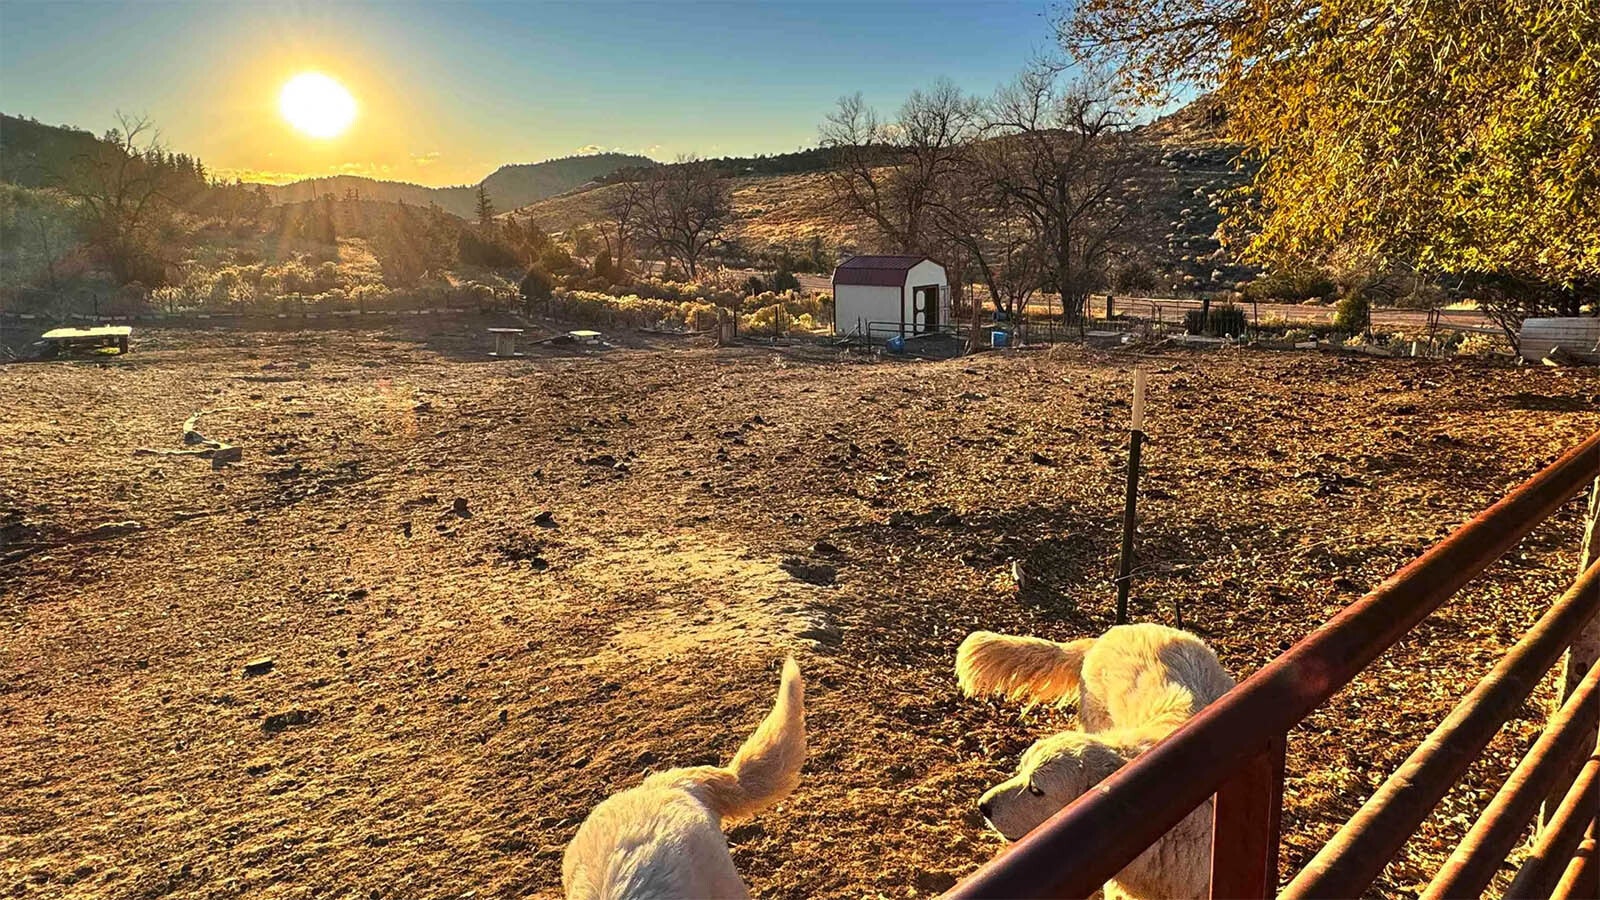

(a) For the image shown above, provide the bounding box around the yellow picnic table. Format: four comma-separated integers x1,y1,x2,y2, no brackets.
41,325,131,357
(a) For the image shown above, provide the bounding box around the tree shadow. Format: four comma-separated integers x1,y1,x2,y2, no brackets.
1500,391,1594,413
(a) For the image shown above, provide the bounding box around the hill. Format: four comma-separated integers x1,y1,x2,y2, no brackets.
511,98,1260,293
4,97,1262,296
515,171,855,249
261,153,656,218
1135,92,1234,147
0,114,118,187
257,175,457,210
481,155,656,209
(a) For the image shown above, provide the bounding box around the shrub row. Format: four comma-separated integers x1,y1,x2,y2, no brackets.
547,290,720,331
737,292,832,333
149,276,521,313
1184,304,1248,336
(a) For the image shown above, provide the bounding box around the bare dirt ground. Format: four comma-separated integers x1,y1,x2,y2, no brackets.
2,320,1596,899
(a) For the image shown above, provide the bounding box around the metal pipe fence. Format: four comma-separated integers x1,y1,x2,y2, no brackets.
944,430,1600,900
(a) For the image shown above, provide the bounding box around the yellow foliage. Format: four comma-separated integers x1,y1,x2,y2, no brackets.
1070,0,1600,285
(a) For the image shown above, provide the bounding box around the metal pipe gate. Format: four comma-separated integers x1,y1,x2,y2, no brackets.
945,429,1600,900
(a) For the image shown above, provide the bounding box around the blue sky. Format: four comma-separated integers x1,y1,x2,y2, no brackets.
0,0,1066,186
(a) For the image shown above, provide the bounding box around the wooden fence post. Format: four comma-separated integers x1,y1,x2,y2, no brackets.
1544,475,1600,832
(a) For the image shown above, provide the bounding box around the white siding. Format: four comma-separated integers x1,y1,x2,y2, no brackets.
830,258,951,336
904,260,947,294
833,284,903,336
1519,317,1600,363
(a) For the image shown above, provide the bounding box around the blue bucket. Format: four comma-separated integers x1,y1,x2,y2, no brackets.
991,330,1010,348
886,334,906,353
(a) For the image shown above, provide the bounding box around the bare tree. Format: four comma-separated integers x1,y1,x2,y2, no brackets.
1450,272,1592,355
632,157,730,278
979,66,1144,325
5,191,75,294
55,113,175,285
927,157,1048,323
819,79,979,256
599,176,644,268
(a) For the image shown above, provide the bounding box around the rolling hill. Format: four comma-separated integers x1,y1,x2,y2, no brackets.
0,114,653,220
514,171,856,248
3,96,1261,295
261,153,656,218
510,97,1261,294
0,114,111,187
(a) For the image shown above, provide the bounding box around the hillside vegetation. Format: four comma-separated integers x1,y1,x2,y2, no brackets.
516,172,860,258
511,103,1258,296
0,114,663,319
261,153,656,218
2,99,1269,325
0,115,108,188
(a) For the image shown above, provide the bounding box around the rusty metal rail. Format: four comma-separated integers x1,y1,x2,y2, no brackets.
1422,664,1600,899
1504,749,1593,896
944,429,1600,900
1286,559,1600,897
1506,752,1599,899
1552,823,1598,900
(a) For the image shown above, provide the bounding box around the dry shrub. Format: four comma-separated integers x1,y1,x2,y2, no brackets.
1455,332,1506,357
549,290,710,330
738,292,831,333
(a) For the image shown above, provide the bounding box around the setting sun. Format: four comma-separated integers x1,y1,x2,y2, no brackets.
279,72,356,138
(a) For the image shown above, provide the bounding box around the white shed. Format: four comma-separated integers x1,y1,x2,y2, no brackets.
831,255,950,339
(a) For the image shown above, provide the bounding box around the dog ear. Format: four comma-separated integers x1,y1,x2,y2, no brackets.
1080,740,1130,784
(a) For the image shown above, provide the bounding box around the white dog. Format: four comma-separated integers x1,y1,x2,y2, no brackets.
563,658,805,900
956,623,1234,900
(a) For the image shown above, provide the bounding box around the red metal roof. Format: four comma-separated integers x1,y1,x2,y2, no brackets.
832,255,941,287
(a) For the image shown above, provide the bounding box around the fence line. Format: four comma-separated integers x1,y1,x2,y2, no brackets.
944,430,1600,899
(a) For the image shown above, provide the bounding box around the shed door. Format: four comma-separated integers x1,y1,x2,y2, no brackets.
912,285,940,333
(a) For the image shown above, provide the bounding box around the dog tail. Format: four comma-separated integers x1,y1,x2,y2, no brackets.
956,631,1094,706
697,657,806,823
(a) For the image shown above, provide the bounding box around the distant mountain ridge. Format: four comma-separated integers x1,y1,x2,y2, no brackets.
513,95,1255,295
261,153,657,218
0,113,657,219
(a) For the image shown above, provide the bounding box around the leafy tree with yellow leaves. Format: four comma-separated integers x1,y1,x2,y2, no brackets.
1064,0,1599,340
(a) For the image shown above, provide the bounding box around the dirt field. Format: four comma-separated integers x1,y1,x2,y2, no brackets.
2,320,1596,899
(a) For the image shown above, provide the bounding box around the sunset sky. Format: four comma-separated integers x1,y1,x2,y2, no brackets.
0,1,1057,187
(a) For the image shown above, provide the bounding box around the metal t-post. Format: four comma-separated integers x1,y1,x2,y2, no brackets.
1115,368,1148,625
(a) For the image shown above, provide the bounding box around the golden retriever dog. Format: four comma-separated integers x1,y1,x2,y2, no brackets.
956,623,1233,900
563,658,804,900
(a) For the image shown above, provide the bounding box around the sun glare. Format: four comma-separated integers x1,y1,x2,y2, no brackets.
279,73,356,139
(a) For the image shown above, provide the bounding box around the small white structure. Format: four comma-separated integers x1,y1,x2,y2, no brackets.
831,255,950,338
1518,317,1600,364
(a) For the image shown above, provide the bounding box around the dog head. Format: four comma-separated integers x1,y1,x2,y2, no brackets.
976,731,1130,841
